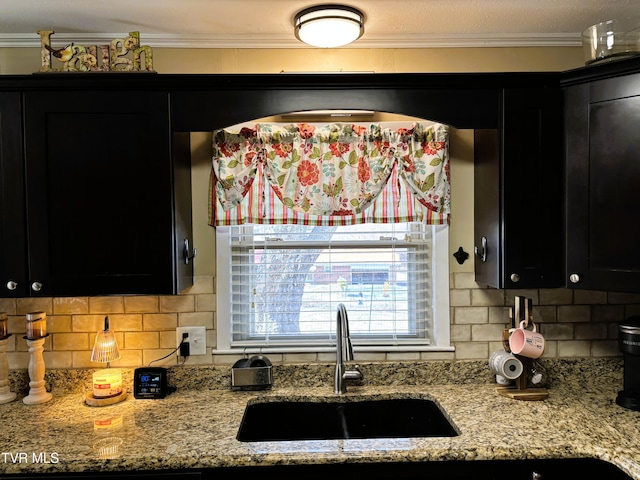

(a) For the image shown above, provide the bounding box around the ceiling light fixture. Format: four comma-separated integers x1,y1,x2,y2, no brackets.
294,4,365,48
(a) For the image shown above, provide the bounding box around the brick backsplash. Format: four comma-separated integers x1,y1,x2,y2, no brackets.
0,276,216,370
1,273,639,370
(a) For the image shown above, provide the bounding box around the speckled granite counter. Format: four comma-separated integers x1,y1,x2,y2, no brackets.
1,360,640,478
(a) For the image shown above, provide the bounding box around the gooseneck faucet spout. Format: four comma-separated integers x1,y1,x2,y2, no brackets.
335,303,363,394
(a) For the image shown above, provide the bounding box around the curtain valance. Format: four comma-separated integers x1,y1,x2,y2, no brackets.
209,122,450,226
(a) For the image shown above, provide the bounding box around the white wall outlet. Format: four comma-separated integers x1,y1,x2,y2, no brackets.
176,326,207,356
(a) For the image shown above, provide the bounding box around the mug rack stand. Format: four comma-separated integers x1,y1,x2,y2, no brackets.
495,366,549,401
496,324,549,401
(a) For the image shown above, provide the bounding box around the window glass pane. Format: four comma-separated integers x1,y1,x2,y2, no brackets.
226,223,434,347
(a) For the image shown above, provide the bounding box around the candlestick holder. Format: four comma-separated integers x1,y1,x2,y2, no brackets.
0,334,17,405
23,335,52,405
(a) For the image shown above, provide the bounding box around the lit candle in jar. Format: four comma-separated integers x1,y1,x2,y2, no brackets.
0,312,7,338
25,312,46,339
92,369,123,398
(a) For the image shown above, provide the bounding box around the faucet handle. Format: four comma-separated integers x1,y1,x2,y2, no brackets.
344,364,363,382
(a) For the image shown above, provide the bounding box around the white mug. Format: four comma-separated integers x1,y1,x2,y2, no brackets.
489,349,524,381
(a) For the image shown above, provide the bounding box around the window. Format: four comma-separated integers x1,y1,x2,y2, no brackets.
216,222,450,353
212,120,452,354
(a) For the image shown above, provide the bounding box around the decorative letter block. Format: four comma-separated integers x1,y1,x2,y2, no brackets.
37,30,154,73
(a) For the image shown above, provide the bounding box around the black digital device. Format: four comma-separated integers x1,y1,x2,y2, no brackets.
133,367,173,399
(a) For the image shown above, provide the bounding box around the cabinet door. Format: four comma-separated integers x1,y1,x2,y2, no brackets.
474,128,501,287
23,90,191,296
0,92,28,298
474,87,563,289
502,87,564,288
565,74,640,292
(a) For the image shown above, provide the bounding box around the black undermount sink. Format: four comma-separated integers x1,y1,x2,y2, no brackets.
236,397,458,442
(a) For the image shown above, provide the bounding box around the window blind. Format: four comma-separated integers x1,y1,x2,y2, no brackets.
224,222,434,348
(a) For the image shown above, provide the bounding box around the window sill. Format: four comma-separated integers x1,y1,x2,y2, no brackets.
213,345,455,356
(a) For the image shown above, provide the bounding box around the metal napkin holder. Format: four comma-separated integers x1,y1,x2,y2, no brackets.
231,355,272,390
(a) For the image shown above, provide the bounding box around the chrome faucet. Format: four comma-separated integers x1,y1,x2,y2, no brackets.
335,303,363,394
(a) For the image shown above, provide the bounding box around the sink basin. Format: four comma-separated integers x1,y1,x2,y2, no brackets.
236,397,458,442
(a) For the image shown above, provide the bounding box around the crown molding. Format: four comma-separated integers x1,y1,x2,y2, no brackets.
0,32,582,49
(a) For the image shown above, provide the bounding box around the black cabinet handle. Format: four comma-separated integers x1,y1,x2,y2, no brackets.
31,282,43,292
474,236,487,262
6,281,18,291
183,239,197,265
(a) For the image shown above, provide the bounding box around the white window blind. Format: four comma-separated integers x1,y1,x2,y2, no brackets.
216,223,450,352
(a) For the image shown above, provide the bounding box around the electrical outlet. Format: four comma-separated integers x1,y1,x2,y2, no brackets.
176,326,206,356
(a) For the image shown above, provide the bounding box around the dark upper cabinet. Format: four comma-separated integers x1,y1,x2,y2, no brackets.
0,92,28,297
474,87,564,289
564,71,640,293
11,68,640,296
0,90,193,297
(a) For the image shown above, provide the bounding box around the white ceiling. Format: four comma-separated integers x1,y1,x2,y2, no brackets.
0,0,638,49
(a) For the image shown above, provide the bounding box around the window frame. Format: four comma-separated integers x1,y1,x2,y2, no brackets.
215,224,451,354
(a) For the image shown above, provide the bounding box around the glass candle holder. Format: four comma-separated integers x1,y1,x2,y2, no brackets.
26,312,47,339
0,312,7,338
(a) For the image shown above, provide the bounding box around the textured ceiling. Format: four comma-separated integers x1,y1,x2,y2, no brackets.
0,0,638,48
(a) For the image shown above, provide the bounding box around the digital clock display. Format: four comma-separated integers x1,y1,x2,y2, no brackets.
139,374,159,383
133,367,171,399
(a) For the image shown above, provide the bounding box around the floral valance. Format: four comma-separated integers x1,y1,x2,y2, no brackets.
209,122,450,226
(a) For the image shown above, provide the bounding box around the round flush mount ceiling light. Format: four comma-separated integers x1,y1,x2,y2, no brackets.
294,4,365,48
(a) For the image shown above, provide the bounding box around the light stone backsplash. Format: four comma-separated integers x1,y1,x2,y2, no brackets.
1,273,639,371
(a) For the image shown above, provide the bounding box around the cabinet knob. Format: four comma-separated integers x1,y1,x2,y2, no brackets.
569,273,581,284
31,282,43,292
510,273,520,283
6,280,18,291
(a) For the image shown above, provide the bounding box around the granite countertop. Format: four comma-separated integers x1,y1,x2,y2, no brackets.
1,360,640,478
